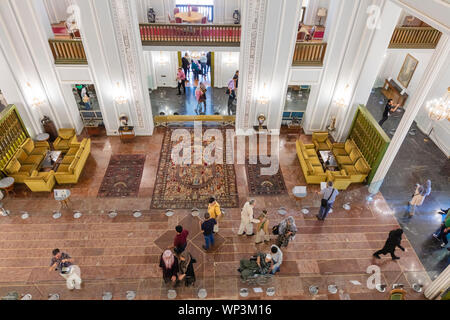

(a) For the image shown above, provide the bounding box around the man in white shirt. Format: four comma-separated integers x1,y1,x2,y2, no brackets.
316,181,339,221
238,199,259,236
270,245,283,274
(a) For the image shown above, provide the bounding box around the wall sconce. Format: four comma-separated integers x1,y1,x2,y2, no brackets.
426,87,449,122
225,52,235,65
257,83,270,104
113,82,127,105
334,84,351,108
26,82,45,108
159,51,168,65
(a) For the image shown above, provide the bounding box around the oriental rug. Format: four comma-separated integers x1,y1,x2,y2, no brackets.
97,154,146,198
150,128,239,209
245,159,287,196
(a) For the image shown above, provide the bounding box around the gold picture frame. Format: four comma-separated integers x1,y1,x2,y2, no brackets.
397,54,418,89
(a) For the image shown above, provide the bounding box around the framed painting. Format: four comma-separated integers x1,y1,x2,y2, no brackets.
397,54,418,89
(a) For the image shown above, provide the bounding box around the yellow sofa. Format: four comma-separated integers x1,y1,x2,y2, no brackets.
332,138,357,158
3,138,50,183
24,170,56,192
54,129,78,152
341,157,371,183
326,170,352,190
312,132,333,152
55,138,91,184
296,140,327,184
335,148,363,166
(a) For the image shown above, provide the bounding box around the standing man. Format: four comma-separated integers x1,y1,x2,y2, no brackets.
182,53,190,81
200,213,217,251
208,197,222,233
206,52,211,73
48,249,82,290
378,99,400,127
176,67,186,95
172,225,189,254
373,229,406,260
227,77,237,115
238,199,259,236
200,53,208,78
316,181,338,221
233,70,239,89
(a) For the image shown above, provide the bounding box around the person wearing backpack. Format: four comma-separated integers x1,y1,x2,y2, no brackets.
316,181,339,221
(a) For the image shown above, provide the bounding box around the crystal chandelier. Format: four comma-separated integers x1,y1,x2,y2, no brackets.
426,87,450,121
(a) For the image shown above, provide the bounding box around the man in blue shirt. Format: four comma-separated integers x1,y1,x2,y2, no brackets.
316,181,339,221
201,213,217,251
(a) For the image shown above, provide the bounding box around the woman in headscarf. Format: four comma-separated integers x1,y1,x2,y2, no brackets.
276,216,297,248
237,252,273,281
373,229,405,260
255,210,270,244
408,180,432,217
177,251,196,287
159,249,178,286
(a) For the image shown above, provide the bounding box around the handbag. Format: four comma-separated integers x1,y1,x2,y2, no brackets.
321,189,335,207
225,88,231,95
272,225,279,235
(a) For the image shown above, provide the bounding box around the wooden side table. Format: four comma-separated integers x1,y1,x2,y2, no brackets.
54,189,71,210
0,177,15,198
36,132,53,150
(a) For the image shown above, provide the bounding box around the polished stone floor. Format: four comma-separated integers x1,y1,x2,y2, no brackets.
366,88,450,279
0,128,431,300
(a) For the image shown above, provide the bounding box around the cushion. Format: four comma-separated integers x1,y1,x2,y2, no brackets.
75,148,83,159
344,139,355,154
56,139,70,148
306,149,317,158
58,129,75,140
57,164,70,173
19,164,36,175
23,154,44,165
79,139,87,150
349,149,361,163
66,147,79,156
22,139,34,154
6,157,21,174
16,149,28,163
333,148,348,156
342,165,357,175
31,147,48,156
68,158,79,174
62,156,75,165
355,158,371,174
308,156,321,166
306,160,314,175
313,165,324,174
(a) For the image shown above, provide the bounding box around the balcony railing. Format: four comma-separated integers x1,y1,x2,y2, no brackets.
292,42,327,66
140,23,240,47
49,39,87,64
389,27,442,49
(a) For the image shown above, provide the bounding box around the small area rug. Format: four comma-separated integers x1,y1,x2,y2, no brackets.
246,159,287,196
97,154,146,198
151,128,239,209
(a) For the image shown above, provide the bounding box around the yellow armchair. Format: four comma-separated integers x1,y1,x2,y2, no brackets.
332,139,356,157
312,132,333,152
326,170,352,190
296,140,327,184
21,138,49,156
54,129,78,152
335,148,362,166
24,170,56,192
342,157,371,183
55,138,91,184
4,157,37,183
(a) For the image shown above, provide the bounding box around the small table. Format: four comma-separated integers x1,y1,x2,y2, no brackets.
175,11,204,23
36,133,52,150
319,151,339,171
39,151,63,172
54,189,71,209
0,177,15,198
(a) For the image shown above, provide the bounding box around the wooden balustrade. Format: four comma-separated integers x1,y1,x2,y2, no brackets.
140,23,241,46
48,39,87,64
389,27,442,49
292,42,327,66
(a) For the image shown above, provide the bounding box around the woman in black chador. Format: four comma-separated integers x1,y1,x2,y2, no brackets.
373,229,405,260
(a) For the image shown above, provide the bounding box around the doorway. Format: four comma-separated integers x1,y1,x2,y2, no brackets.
72,84,105,136
179,51,214,88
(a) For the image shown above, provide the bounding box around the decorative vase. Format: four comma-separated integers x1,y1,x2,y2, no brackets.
147,7,156,23
233,10,241,24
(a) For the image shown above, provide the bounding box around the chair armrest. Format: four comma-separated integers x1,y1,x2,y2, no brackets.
54,137,62,146
69,135,79,146
333,142,345,149
35,141,50,148
326,139,333,150
30,170,39,177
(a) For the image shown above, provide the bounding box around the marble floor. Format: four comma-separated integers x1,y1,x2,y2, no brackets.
0,127,432,300
366,88,450,279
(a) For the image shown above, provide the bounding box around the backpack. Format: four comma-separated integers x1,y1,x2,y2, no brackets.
272,225,279,235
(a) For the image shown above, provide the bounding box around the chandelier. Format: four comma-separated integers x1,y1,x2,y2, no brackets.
426,87,449,121
113,82,127,105
257,83,270,104
26,83,45,108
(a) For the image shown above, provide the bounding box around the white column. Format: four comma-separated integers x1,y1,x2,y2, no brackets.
368,34,450,194
0,0,79,133
424,265,450,300
236,0,301,135
304,0,319,25
76,0,153,136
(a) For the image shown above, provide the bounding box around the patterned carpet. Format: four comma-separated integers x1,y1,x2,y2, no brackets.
97,154,146,198
151,128,239,209
246,159,287,195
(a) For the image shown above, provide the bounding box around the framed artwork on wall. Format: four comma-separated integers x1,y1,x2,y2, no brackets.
397,54,419,89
